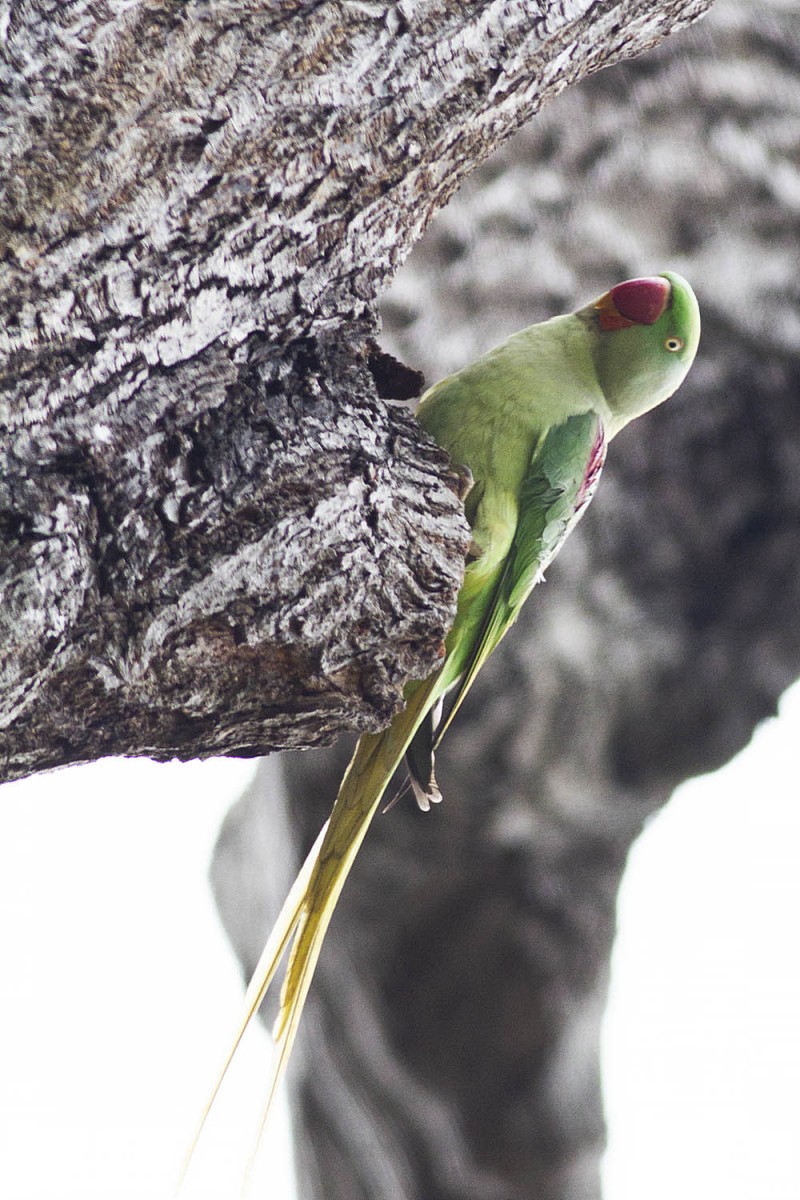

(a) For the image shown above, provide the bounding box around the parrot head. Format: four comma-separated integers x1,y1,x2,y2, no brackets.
585,271,700,438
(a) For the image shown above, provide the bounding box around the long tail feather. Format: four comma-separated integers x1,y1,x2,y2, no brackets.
177,820,329,1190
181,666,446,1188
264,668,444,1101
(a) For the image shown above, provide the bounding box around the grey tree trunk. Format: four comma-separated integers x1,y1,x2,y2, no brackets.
0,0,708,782
211,2,800,1199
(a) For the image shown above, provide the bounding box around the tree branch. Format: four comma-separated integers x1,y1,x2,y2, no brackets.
0,0,711,781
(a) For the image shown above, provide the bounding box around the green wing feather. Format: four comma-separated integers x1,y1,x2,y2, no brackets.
434,410,605,747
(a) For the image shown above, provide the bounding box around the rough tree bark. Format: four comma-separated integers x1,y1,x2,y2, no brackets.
211,3,800,1199
0,1,708,782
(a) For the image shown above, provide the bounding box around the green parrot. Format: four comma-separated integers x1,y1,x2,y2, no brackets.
185,271,700,1172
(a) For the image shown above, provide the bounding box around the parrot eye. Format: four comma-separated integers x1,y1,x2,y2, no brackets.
664,336,684,352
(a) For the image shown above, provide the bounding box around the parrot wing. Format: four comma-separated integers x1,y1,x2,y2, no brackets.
434,409,606,748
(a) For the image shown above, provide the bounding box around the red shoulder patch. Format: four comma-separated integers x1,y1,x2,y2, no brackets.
576,422,607,512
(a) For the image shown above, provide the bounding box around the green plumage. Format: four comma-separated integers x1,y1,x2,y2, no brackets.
183,271,700,1184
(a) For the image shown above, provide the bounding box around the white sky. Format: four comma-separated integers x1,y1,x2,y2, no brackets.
0,681,798,1200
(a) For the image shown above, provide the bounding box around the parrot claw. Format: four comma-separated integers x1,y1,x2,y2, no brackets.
404,697,444,811
408,774,442,812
